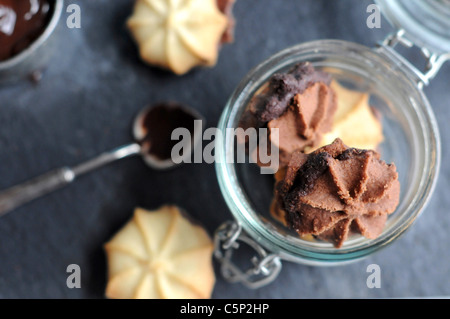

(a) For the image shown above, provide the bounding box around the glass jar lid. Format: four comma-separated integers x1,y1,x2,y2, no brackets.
376,0,450,54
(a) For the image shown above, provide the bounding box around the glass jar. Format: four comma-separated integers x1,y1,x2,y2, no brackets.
214,2,449,288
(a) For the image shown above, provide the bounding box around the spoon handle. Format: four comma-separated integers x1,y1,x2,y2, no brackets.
0,143,141,217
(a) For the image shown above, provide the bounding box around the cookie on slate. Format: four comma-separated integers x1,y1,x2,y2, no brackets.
127,0,229,75
104,205,215,299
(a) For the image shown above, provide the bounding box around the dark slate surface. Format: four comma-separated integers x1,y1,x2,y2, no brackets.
0,0,449,299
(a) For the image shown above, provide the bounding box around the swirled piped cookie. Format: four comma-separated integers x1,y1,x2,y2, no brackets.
104,206,215,299
127,0,230,74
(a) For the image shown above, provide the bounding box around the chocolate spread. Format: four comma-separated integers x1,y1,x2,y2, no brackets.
140,102,197,161
0,0,52,61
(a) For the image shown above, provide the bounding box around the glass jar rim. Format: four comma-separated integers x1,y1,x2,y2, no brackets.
215,39,441,265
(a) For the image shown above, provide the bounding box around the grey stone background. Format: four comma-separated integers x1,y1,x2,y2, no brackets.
0,0,448,298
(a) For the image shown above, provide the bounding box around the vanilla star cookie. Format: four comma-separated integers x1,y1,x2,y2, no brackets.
127,0,229,75
104,206,215,299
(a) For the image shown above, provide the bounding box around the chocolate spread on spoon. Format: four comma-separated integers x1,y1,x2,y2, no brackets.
140,102,198,161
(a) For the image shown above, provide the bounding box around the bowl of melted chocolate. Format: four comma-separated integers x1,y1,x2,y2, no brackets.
0,0,64,83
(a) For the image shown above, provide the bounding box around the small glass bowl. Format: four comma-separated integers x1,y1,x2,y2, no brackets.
215,40,441,266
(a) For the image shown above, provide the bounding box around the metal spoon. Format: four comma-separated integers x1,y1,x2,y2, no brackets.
0,104,203,217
